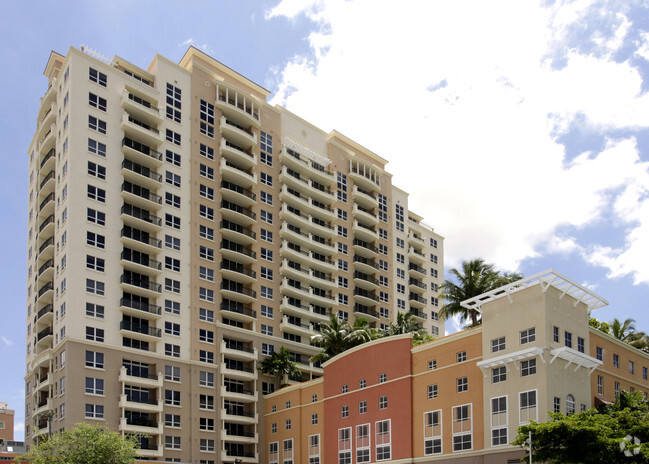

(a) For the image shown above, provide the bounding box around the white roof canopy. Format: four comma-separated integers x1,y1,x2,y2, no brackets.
460,269,609,313
550,347,602,375
476,346,545,372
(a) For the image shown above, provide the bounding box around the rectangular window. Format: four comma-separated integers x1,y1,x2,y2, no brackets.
457,376,468,392
166,83,181,122
165,414,180,427
85,377,104,395
86,278,104,295
553,326,560,342
492,366,507,383
85,350,104,369
596,346,603,361
166,171,181,187
165,343,180,358
519,390,537,423
88,92,107,111
457,351,467,362
165,436,181,450
428,384,438,399
166,150,181,166
87,161,106,180
491,396,508,446
199,371,214,387
261,172,272,186
376,420,391,461
597,375,604,394
165,365,180,382
577,336,585,353
629,360,635,374
424,410,443,455
85,303,104,319
86,255,105,272
165,389,181,406
85,326,104,342
166,129,181,146
491,337,505,353
565,331,573,348
199,308,214,322
87,185,106,202
452,404,472,451
613,354,619,368
520,327,536,344
85,403,104,419
379,395,388,409
88,115,106,134
89,68,107,86
521,359,537,377
165,192,181,208
341,405,349,418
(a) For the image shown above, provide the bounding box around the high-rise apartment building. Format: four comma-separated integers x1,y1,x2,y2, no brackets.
25,46,444,462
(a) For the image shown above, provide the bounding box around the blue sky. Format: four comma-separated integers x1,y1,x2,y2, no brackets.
2,0,649,440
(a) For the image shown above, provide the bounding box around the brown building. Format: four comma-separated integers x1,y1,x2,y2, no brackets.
0,402,15,446
264,270,649,463
25,45,445,462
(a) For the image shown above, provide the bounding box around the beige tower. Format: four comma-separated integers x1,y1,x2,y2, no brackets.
25,45,444,462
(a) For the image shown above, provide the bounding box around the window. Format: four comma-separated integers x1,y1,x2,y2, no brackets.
89,68,107,86
520,327,536,344
199,204,214,221
261,324,273,336
452,405,472,451
165,343,180,358
428,384,438,399
200,417,215,431
165,256,180,272
165,321,180,336
424,410,443,455
261,286,273,299
261,248,273,261
428,360,437,370
199,266,214,281
261,172,272,186
491,337,506,353
87,208,106,226
199,308,214,322
165,365,180,382
492,366,507,383
629,360,635,374
643,367,647,381
165,414,180,427
521,359,536,377
87,185,106,202
88,92,107,111
166,300,181,315
338,208,348,221
88,115,106,134
85,404,104,419
615,381,620,397
85,350,104,368
86,279,104,295
285,419,291,430
165,192,181,208
87,161,106,179
457,376,468,392
341,405,349,418
165,213,180,229
200,371,214,387
200,350,214,364
338,226,348,238
379,395,388,409
165,278,180,293
520,390,537,423
359,400,367,413
338,294,348,305
165,436,181,450
613,354,620,368
199,394,214,410
166,83,181,122
596,346,603,361
165,235,181,250
199,143,214,160
200,225,214,241
355,424,370,463
86,255,105,272
165,389,181,406
166,129,181,145
597,375,604,394
166,150,181,166
261,305,273,318
86,303,104,319
564,331,573,348
85,377,104,395
553,326,560,342
261,210,273,224
262,343,274,356
566,394,575,415
457,351,467,362
341,384,348,393
86,326,104,342
199,100,214,137
261,191,273,205
88,138,107,157
578,336,585,353
261,151,272,166
553,396,561,412
491,396,508,446
376,420,391,460
379,373,387,383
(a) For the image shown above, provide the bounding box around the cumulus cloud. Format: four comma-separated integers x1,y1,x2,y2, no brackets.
265,0,649,283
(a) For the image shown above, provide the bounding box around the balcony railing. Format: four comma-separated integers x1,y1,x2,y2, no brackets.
122,137,163,161
122,159,162,183
39,149,55,169
38,237,54,255
220,221,256,240
221,282,256,299
221,240,256,259
120,320,161,338
121,228,162,248
120,274,162,293
127,93,159,113
38,215,54,233
221,302,256,319
121,204,162,227
37,282,53,298
221,261,257,279
221,181,256,201
37,326,53,342
120,298,161,316
122,182,162,205
121,250,162,270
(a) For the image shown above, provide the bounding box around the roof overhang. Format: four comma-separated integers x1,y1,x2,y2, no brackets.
460,269,609,313
476,346,544,372
549,347,602,375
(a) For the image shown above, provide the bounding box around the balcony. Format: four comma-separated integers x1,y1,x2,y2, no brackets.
353,204,379,227
120,250,162,275
353,304,380,322
409,293,427,309
408,231,426,246
221,200,256,226
38,192,55,217
39,84,56,116
280,280,336,307
120,204,162,233
353,221,378,242
221,302,257,323
38,102,56,138
221,363,258,382
352,238,379,259
410,308,428,321
121,113,161,147
408,278,427,292
279,298,329,324
119,366,163,388
280,204,311,229
352,185,378,209
281,316,314,337
349,164,380,192
38,170,55,193
353,255,379,274
220,116,257,147
221,281,256,304
220,220,256,245
38,237,54,259
39,148,55,173
122,137,163,168
279,147,335,186
36,326,53,346
34,372,52,393
34,398,52,417
280,261,337,290
353,287,380,306
39,124,56,155
221,408,258,425
221,181,256,208
37,259,54,282
119,417,163,435
353,271,380,291
221,138,256,170
36,282,53,304
221,260,257,285
408,246,426,264
120,274,162,298
31,349,53,371
38,214,54,238
119,297,162,319
221,240,256,265
121,90,162,125
215,83,260,128
119,394,162,413
222,429,258,445
308,215,336,239
221,340,257,362
120,227,162,254
119,320,161,341
280,224,335,256
121,159,162,189
121,182,162,210
136,444,163,458
220,158,257,188
280,185,336,222
408,263,427,278
220,385,258,403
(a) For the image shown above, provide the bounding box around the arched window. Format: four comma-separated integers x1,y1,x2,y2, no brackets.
566,394,575,415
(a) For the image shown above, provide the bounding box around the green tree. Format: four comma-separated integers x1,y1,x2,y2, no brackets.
610,318,639,342
389,311,421,335
513,391,649,463
439,258,522,327
258,346,302,389
589,316,611,334
310,315,381,364
19,422,140,464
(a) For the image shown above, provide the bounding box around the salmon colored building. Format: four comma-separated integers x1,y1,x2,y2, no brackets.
264,270,649,463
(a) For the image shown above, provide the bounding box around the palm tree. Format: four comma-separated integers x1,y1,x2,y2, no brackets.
258,346,302,389
310,315,379,364
610,318,639,342
439,258,522,327
389,311,421,335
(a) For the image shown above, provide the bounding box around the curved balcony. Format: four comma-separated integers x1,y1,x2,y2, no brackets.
353,255,379,274
31,348,53,371
280,185,336,222
306,179,335,204
221,341,257,362
121,204,162,233
221,180,256,208
352,185,378,209
120,274,161,298
119,366,163,388
39,148,55,173
408,231,426,246
409,293,427,309
221,200,256,226
121,90,162,125
408,246,426,264
408,263,427,279
119,297,162,319
119,320,161,341
222,429,258,445
280,204,310,230
39,170,55,194
38,192,55,217
121,113,161,147
220,281,256,304
121,228,162,255
280,280,336,308
36,282,53,304
221,240,256,265
121,182,162,210
280,261,337,291
220,302,256,323
122,159,162,190
353,304,380,322
353,272,380,291
215,83,260,128
220,158,257,188
279,224,335,256
353,287,380,306
38,214,55,237
220,385,258,403
349,164,380,192
279,148,335,186
122,137,163,168
36,326,53,347
38,85,56,120
353,204,379,228
221,363,258,382
220,260,257,285
408,278,427,292
39,124,56,155
35,304,53,326
37,237,54,260
353,221,378,242
221,138,256,170
120,250,162,275
308,216,336,239
220,220,256,245
220,116,257,147
281,316,314,337
353,238,379,259
410,308,428,321
37,259,54,282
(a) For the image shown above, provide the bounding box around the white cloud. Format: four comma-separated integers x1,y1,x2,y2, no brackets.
266,0,649,282
14,422,24,433
177,38,214,56
1,336,13,346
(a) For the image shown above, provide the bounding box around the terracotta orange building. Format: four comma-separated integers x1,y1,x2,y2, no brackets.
264,270,649,463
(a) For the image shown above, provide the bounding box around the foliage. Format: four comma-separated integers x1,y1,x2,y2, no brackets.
589,316,611,334
18,422,140,464
513,391,649,464
258,346,303,388
439,258,522,327
310,314,381,364
388,311,422,335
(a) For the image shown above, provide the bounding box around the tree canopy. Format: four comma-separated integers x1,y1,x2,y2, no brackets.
513,391,649,464
439,258,522,327
19,422,140,464
258,346,303,388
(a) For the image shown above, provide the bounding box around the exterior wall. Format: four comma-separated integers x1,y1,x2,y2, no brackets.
0,406,14,443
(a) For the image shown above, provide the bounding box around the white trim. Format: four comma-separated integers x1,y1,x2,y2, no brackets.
451,403,473,452
549,346,602,375
490,395,508,447
476,346,544,372
460,269,608,312
519,389,538,424
423,409,443,455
